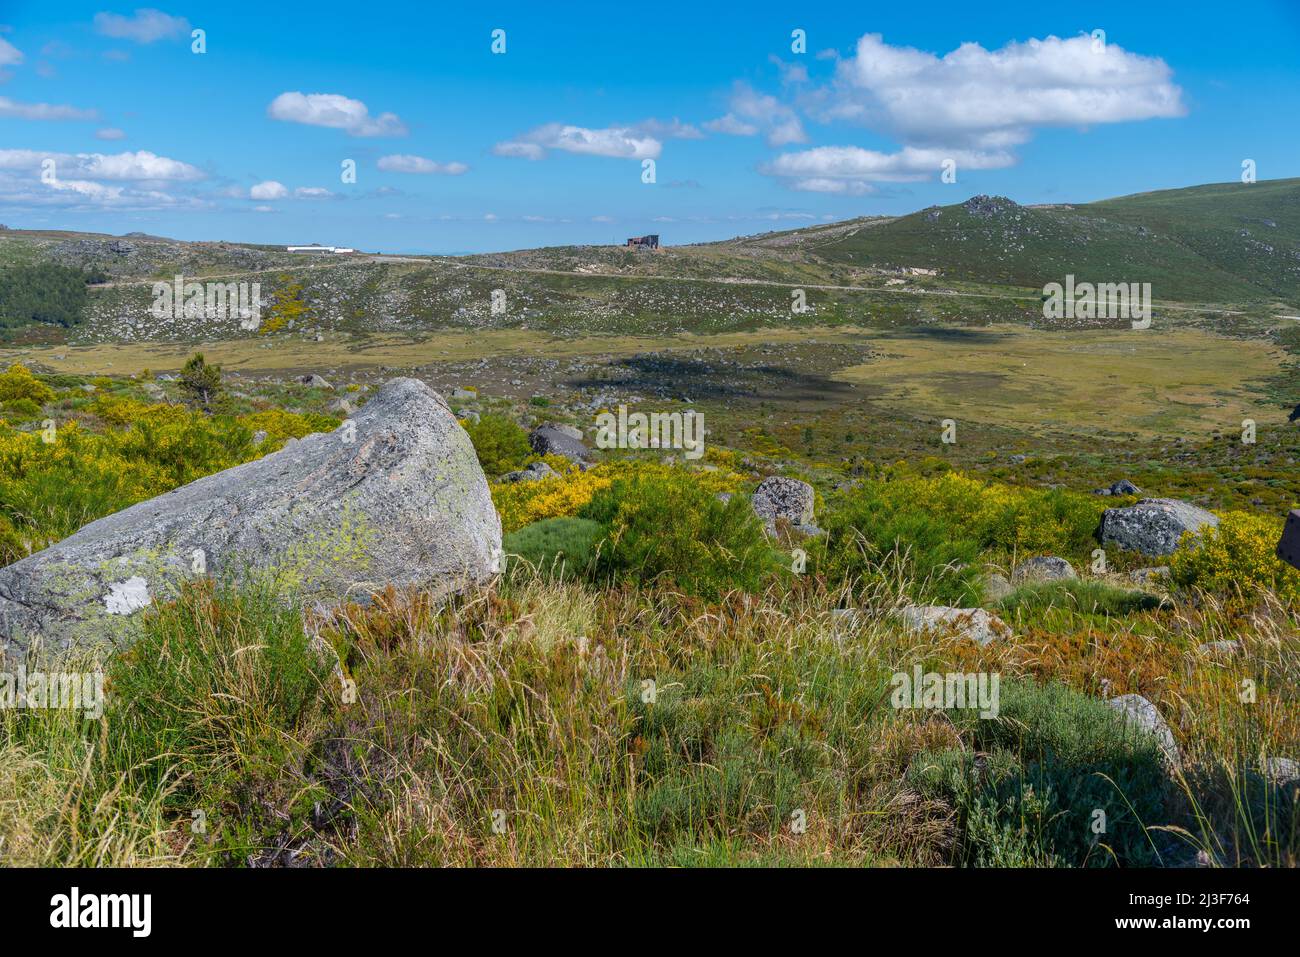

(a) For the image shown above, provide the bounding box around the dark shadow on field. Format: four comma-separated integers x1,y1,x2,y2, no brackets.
886,326,1005,344
567,354,855,402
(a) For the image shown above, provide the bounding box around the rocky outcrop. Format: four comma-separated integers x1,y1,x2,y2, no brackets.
751,477,816,534
0,378,501,661
529,425,593,464
1092,479,1141,496
900,605,1012,646
1012,556,1077,584
502,461,558,483
1099,498,1218,557
1105,694,1181,769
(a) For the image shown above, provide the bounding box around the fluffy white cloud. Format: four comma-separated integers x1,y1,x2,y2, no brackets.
0,96,98,121
267,92,407,137
812,32,1185,149
494,122,662,160
0,36,23,67
377,154,468,175
0,148,202,181
249,180,288,200
93,9,190,44
705,82,805,146
764,144,1014,193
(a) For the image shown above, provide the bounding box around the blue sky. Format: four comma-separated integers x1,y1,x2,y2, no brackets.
0,1,1297,253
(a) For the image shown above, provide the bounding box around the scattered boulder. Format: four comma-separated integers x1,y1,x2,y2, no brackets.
450,387,476,401
1099,498,1219,557
1105,694,1181,769
502,461,558,483
981,571,1014,602
456,409,480,425
900,605,1012,646
1197,640,1242,657
529,425,593,464
250,430,268,447
1264,757,1300,789
0,378,501,661
299,374,333,390
1092,479,1142,496
751,476,814,533
330,398,354,416
1012,556,1077,584
545,423,584,441
1129,566,1171,585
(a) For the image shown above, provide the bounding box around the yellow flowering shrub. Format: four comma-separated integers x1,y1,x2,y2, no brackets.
0,401,339,565
1170,509,1300,605
492,460,746,533
0,363,54,405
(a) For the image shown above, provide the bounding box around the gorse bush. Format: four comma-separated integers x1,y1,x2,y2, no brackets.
0,395,337,564
0,363,55,405
491,459,744,534
817,472,1106,604
464,412,531,476
1170,509,1300,606
579,471,784,600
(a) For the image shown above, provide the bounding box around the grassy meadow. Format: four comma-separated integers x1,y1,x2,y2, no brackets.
0,360,1297,868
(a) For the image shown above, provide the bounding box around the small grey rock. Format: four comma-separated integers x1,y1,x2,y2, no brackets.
900,605,1012,646
1012,556,1077,584
1105,694,1180,769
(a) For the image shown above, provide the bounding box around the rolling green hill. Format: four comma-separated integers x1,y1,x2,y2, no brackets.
810,179,1300,303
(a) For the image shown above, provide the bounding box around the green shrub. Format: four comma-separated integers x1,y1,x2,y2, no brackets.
996,579,1165,628
818,483,984,604
465,413,531,476
503,517,605,576
1,397,42,422
912,680,1169,867
579,472,784,600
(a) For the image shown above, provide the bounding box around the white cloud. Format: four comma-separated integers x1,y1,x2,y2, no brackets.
293,186,335,199
0,36,22,67
267,92,407,137
765,145,1013,194
377,154,468,175
812,32,1185,150
0,148,202,181
0,96,97,121
96,127,126,140
494,122,662,160
249,180,287,200
492,141,544,161
93,9,190,44
705,82,806,146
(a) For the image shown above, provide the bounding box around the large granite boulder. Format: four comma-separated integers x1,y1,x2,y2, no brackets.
1099,498,1218,557
751,477,815,533
529,425,592,464
0,378,501,661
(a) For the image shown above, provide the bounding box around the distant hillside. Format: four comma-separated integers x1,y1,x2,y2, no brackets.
809,179,1300,303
